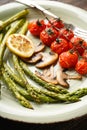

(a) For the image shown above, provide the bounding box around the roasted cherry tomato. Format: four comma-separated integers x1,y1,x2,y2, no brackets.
69,37,86,55
59,28,74,41
82,50,87,59
40,27,59,46
59,50,78,69
51,38,69,55
75,58,87,75
46,17,64,29
28,19,46,37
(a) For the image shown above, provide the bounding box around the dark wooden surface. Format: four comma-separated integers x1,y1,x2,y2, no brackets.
51,0,87,10
0,0,87,130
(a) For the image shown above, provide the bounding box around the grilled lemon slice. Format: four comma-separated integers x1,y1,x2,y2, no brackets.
6,34,35,58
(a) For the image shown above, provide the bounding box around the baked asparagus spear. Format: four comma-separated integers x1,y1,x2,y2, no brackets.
67,88,87,98
2,68,33,109
0,9,29,32
0,33,3,43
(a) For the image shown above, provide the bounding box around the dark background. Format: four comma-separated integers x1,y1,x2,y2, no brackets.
0,0,87,130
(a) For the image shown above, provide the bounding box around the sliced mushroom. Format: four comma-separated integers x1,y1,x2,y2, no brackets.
34,42,46,53
35,51,58,68
35,70,58,84
43,65,54,78
64,73,82,80
56,65,69,88
21,53,42,63
28,53,42,63
56,63,82,88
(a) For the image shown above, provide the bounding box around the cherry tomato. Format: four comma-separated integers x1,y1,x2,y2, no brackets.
46,17,64,29
69,37,86,55
59,28,74,41
51,38,69,55
75,58,87,75
59,51,78,69
28,19,46,37
82,50,87,59
40,27,59,46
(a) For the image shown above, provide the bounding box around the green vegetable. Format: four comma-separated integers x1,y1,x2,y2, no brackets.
19,20,29,35
2,68,33,109
67,88,87,98
3,62,25,88
0,33,3,43
0,9,29,32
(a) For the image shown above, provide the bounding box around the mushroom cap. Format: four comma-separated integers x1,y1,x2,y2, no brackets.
36,51,58,68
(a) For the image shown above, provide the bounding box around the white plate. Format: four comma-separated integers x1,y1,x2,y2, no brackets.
0,0,87,124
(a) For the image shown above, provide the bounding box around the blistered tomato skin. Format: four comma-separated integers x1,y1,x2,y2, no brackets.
69,37,86,55
59,28,74,41
75,58,87,75
28,19,46,37
40,27,59,47
59,51,78,69
51,38,69,55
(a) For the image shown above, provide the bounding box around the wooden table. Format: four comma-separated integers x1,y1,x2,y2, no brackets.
0,0,87,130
